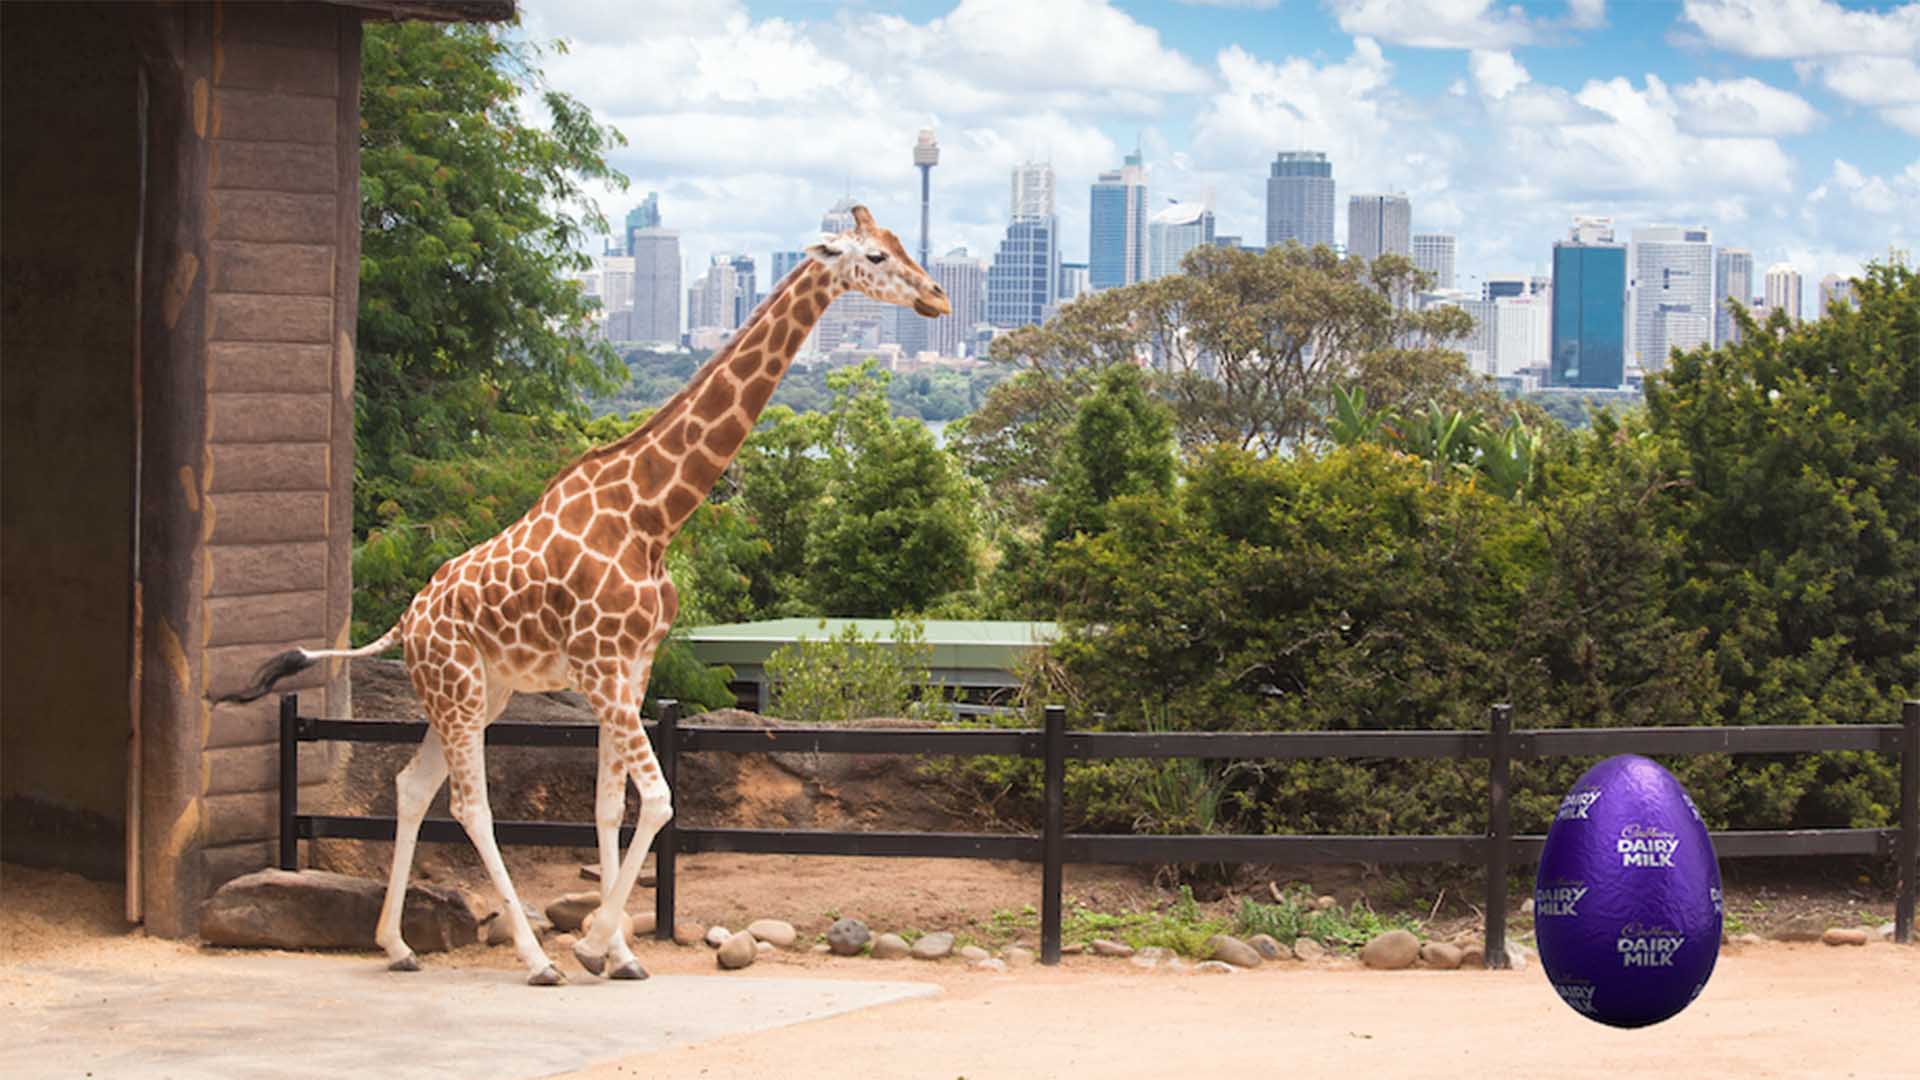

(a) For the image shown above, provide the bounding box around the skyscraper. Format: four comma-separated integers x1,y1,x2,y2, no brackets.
1714,247,1753,347
1011,161,1055,219
928,247,988,357
1089,150,1149,291
1412,233,1456,290
986,215,1059,328
628,227,681,344
1550,218,1628,388
728,254,758,327
1148,202,1215,279
1058,262,1090,304
1763,263,1803,321
687,256,740,332
1266,151,1335,250
622,192,661,255
1818,273,1856,318
914,129,939,269
1347,194,1412,263
770,250,805,286
1630,225,1714,373
811,198,899,352
1483,276,1533,301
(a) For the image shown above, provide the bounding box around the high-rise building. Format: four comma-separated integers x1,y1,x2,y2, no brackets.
628,228,681,344
1763,263,1803,321
913,129,939,268
1011,161,1055,219
728,254,758,327
1412,234,1456,290
1266,151,1335,250
811,198,900,353
1483,275,1533,301
770,250,805,286
1630,225,1714,373
1550,219,1628,388
1495,292,1553,378
987,214,1059,328
1089,151,1149,290
687,256,741,332
1058,262,1090,304
621,192,661,255
1817,274,1857,318
1148,201,1215,279
928,247,988,357
1347,194,1412,263
1714,247,1753,347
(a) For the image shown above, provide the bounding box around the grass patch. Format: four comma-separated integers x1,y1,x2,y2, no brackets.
1233,884,1422,951
980,888,1232,957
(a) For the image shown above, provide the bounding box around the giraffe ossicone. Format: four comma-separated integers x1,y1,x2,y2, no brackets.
222,206,949,984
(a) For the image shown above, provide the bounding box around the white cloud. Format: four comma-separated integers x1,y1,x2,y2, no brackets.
1178,0,1284,7
1673,76,1821,134
1468,49,1529,99
1678,0,1920,59
1884,105,1920,135
1568,0,1607,28
1818,55,1920,108
1324,0,1540,48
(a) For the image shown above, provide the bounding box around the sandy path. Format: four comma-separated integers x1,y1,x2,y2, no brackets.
570,944,1920,1080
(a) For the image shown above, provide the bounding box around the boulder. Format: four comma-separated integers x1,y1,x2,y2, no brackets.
745,919,797,948
1292,937,1327,962
717,932,758,970
200,869,478,953
958,945,991,962
1089,939,1135,958
872,933,911,959
1206,934,1263,969
1361,930,1421,970
544,891,602,934
672,921,705,946
910,932,955,960
1002,945,1035,966
1419,942,1463,970
481,903,552,947
1822,927,1869,947
1772,913,1828,943
1246,934,1285,960
827,918,871,956
1460,944,1485,968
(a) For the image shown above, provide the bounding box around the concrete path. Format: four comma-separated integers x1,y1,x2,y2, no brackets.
0,953,937,1080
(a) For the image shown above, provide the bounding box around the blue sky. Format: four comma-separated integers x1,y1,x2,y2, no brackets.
520,0,1919,303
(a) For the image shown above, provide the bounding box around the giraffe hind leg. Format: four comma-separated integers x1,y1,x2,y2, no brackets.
374,728,447,970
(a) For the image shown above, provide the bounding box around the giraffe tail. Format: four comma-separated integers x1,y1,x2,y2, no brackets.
216,623,402,704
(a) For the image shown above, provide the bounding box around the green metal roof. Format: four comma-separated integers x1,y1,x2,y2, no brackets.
682,619,1058,672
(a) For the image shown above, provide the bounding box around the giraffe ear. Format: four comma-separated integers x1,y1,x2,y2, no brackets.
805,236,843,260
850,205,875,231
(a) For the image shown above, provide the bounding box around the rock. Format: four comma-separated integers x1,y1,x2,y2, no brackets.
1059,942,1085,955
1730,932,1764,947
974,957,1009,973
756,940,775,956
910,932,955,960
1131,946,1172,969
1361,930,1421,970
482,903,552,947
1772,913,1828,943
672,921,705,946
717,931,758,970
812,942,832,954
1292,937,1327,962
705,925,732,948
580,909,636,942
1822,927,1869,947
1207,934,1263,969
1314,895,1338,911
1089,939,1134,958
1246,934,1285,960
199,869,479,954
1520,897,1536,916
1878,922,1897,942
544,891,603,934
1003,946,1035,966
1460,944,1485,968
1165,958,1189,973
959,945,991,962
1419,942,1463,970
746,919,797,948
872,933,911,960
1504,941,1532,971
554,932,578,952
827,918,871,956
1194,960,1237,974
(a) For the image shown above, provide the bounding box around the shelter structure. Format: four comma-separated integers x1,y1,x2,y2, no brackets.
0,0,512,938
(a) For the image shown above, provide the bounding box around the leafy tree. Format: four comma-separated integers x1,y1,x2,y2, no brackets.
1041,363,1178,546
763,619,944,726
730,406,831,617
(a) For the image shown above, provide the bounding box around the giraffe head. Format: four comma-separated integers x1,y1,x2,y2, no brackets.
805,205,951,317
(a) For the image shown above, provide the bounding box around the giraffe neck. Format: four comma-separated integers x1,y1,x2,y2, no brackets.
594,259,846,544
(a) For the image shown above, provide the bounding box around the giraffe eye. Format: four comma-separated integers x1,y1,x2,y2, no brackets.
866,252,888,264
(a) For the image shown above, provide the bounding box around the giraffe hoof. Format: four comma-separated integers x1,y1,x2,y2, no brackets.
387,952,421,973
573,940,607,977
528,965,566,987
609,960,649,981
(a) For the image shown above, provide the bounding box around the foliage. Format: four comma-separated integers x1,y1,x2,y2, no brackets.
594,349,1011,424
981,888,1231,956
763,619,945,726
1234,885,1421,951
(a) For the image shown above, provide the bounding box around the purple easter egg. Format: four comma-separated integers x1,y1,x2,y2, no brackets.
1534,755,1722,1028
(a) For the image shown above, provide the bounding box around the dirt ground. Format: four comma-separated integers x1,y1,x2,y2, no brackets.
4,863,1916,1079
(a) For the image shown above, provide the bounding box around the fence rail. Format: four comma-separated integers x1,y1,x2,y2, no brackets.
280,696,1920,967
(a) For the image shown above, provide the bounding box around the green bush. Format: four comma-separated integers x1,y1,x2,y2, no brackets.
763,619,947,726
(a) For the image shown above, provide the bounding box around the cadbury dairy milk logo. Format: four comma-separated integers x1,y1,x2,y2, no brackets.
1617,823,1680,868
1557,788,1604,821
1535,880,1589,918
1618,922,1687,968
1553,980,1599,1015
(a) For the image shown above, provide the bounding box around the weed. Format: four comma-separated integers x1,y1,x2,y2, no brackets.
1234,883,1421,951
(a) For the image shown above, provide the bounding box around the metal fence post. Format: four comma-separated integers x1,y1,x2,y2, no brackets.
1485,703,1513,969
1898,700,1918,945
1041,705,1066,965
278,694,300,871
653,699,680,942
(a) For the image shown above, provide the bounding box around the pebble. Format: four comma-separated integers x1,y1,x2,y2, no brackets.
1314,895,1338,911
1246,934,1285,960
1504,941,1532,971
1361,930,1420,970
756,940,775,956
1292,937,1327,962
910,932,955,960
1822,927,1869,947
974,958,1009,973
1520,897,1536,916
1207,934,1263,969
673,921,705,946
1130,946,1172,969
544,891,603,933
746,919,797,948
717,931,757,970
827,917,872,956
1003,946,1035,966
1089,939,1135,958
483,903,552,947
1878,922,1897,941
1194,960,1237,974
958,945,991,962
872,933,911,959
1059,942,1085,955
1419,941,1463,970
1729,932,1764,947
812,942,832,955
705,925,732,948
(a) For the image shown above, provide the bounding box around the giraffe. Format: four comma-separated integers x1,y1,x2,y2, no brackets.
222,205,950,984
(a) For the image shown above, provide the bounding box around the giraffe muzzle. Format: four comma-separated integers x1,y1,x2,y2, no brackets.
913,295,950,318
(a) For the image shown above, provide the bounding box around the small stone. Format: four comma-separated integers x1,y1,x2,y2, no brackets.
1419,942,1463,970
959,945,991,962
1165,957,1189,973
812,942,832,954
1822,927,1869,947
483,903,553,947
745,919,797,948
1059,942,1085,955
544,891,603,934
1131,946,1172,969
756,940,775,956
1194,960,1237,974
1878,922,1896,942
827,917,871,956
1361,930,1421,970
705,925,732,948
580,909,636,941
1003,946,1035,966
717,931,758,970
1314,895,1338,911
673,921,705,946
554,932,578,952
1246,934,1285,960
1520,897,1536,916
974,957,1008,973
1460,944,1485,968
1089,939,1135,958
1207,934,1263,969
1292,937,1327,962
1504,941,1532,971
1772,913,1827,943
1730,932,1764,947
872,933,911,959
910,932,955,960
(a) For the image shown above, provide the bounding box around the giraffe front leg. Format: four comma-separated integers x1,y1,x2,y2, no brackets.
444,736,563,986
375,729,447,971
578,729,672,981
575,737,641,978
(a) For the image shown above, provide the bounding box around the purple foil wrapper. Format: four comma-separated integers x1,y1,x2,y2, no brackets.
1534,755,1722,1028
